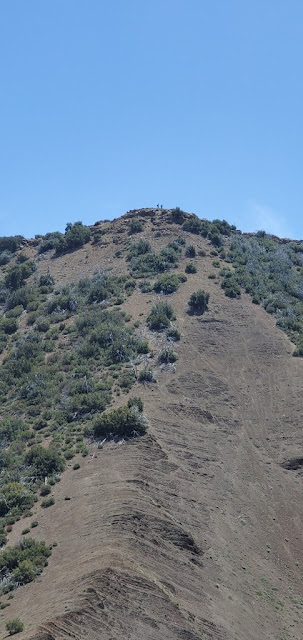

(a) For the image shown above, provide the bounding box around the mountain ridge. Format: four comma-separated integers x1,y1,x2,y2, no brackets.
0,208,302,640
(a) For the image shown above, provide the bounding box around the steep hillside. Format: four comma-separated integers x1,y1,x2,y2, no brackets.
0,210,302,640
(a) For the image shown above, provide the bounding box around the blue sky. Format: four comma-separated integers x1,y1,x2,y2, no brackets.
1,0,303,239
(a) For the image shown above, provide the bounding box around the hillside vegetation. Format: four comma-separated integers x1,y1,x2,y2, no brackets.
0,208,302,640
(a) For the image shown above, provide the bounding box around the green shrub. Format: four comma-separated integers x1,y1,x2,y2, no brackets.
200,221,211,237
188,290,209,314
40,485,51,497
35,317,51,332
171,207,185,224
175,235,186,246
138,368,156,383
12,558,36,583
92,405,146,439
0,483,34,518
129,219,144,234
94,230,107,245
25,446,65,478
185,245,196,258
221,274,241,298
6,305,24,318
127,396,144,412
124,279,136,294
0,250,12,265
84,274,127,305
16,253,28,264
129,242,181,278
208,229,223,247
158,348,177,364
22,509,33,518
5,262,35,290
0,236,24,253
118,371,136,392
146,302,176,331
166,327,180,341
0,317,18,335
73,463,80,470
39,273,54,287
0,538,51,592
6,618,24,635
163,242,182,261
6,284,38,310
55,222,91,255
182,217,202,234
211,219,234,235
33,418,47,432
46,293,78,316
64,450,74,460
38,232,62,254
41,496,55,508
127,239,151,258
293,334,303,356
185,262,197,274
177,273,187,283
153,273,180,294
139,280,153,293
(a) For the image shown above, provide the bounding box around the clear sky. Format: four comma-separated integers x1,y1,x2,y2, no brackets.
1,0,303,239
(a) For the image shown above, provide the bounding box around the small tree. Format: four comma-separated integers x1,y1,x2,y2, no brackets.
6,618,24,635
188,290,209,314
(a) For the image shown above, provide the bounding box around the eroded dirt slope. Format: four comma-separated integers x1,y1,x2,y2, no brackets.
1,211,302,640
